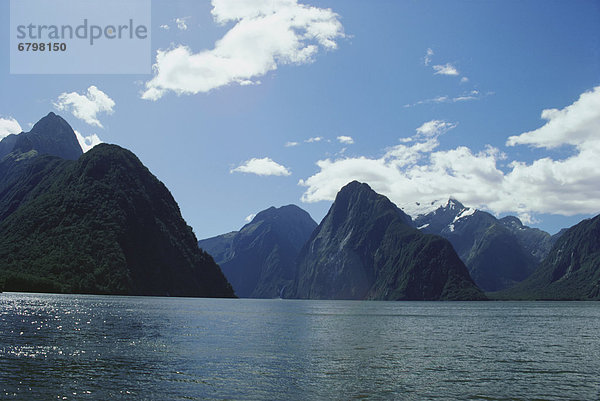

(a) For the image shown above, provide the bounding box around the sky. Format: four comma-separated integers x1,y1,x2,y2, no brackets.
1,0,599,237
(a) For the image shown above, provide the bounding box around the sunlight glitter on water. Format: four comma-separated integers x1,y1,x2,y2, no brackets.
1,293,600,400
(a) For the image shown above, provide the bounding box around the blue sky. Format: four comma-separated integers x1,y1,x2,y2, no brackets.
1,0,599,237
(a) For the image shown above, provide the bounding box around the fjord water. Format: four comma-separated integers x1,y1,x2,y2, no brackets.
1,294,599,400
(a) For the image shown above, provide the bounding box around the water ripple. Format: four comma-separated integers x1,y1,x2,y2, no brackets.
1,294,599,400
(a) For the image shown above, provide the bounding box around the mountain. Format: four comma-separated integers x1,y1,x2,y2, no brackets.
199,205,317,298
0,112,83,161
0,113,234,297
0,134,19,160
493,214,600,300
414,200,555,292
498,215,558,261
289,182,486,300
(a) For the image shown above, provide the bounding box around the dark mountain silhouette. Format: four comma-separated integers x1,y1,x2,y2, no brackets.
289,182,486,300
415,200,555,291
493,214,600,300
199,205,317,298
0,112,83,161
0,113,234,297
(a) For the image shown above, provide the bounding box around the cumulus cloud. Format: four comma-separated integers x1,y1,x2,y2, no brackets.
506,86,600,149
54,86,115,128
305,136,323,143
0,117,23,139
74,130,103,153
299,87,600,220
142,0,345,100
433,63,459,76
285,141,299,147
337,135,354,144
231,157,291,176
460,77,469,84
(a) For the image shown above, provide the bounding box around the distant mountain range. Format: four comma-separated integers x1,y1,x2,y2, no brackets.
493,214,600,300
414,200,559,291
289,181,486,300
200,188,598,301
202,183,485,300
2,112,597,301
199,205,317,298
0,112,234,297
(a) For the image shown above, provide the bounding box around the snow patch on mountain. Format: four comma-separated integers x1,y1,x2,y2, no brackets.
453,207,476,223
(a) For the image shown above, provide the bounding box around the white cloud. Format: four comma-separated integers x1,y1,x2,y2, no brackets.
300,88,600,219
408,95,449,106
285,141,299,147
337,135,354,144
404,91,487,108
506,86,600,149
305,136,323,143
433,63,459,76
74,130,103,153
231,157,291,176
54,86,115,128
160,24,170,30
415,120,457,137
245,213,256,222
424,48,434,66
453,90,480,102
142,0,345,100
175,17,189,30
0,117,23,139
460,76,469,83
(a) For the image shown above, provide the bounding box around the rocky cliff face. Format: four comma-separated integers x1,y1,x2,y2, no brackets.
199,205,317,298
415,200,555,291
290,182,486,300
1,112,83,161
495,214,600,300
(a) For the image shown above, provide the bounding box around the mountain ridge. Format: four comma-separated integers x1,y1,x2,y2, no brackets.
289,181,486,300
414,199,556,291
0,113,234,297
199,204,317,298
492,214,600,300
0,112,83,161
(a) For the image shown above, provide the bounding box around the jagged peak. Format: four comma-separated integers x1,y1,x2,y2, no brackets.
330,181,413,227
444,198,465,210
414,198,480,228
11,112,83,160
30,112,69,133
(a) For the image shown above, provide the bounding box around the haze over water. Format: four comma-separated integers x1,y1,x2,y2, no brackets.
1,293,599,400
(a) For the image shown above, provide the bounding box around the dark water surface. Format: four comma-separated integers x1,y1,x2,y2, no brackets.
1,293,599,400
